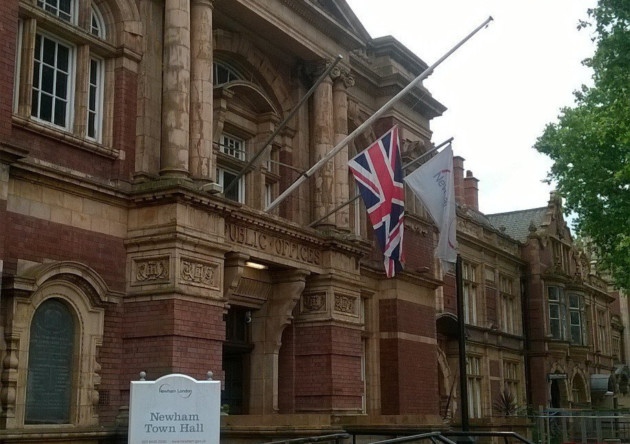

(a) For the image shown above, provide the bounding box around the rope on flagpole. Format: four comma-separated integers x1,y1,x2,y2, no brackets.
265,16,493,213
307,137,454,228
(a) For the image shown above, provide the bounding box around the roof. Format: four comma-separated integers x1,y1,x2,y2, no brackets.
486,207,549,243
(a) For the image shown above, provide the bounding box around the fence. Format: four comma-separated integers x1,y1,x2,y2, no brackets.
533,410,630,444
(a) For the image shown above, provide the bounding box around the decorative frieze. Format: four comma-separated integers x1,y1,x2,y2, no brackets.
334,294,356,315
302,292,326,313
134,257,170,283
181,258,218,289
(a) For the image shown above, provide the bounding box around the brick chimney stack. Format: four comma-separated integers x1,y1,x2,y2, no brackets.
464,170,479,211
453,156,465,206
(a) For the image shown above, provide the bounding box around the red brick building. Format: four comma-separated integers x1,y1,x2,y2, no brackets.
0,0,625,443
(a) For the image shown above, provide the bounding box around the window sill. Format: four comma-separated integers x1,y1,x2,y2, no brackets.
13,115,120,159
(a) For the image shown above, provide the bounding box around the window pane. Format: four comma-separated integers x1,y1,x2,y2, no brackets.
41,66,55,93
40,94,53,121
43,38,57,66
54,98,66,126
33,63,40,89
57,45,69,72
56,72,68,98
223,171,240,202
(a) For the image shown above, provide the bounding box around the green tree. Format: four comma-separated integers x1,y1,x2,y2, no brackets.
534,0,630,290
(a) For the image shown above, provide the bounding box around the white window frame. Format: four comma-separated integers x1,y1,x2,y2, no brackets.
31,31,75,131
37,0,76,23
218,167,245,203
568,293,586,345
86,57,103,141
548,286,566,340
500,275,517,334
467,355,483,418
463,262,478,325
503,360,520,405
218,134,246,203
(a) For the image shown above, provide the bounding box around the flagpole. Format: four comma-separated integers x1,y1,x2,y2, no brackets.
223,54,343,196
265,16,493,212
307,137,453,228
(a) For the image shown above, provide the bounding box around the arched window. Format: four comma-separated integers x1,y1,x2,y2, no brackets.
25,299,76,424
213,61,242,86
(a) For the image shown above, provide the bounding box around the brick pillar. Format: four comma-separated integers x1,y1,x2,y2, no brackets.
464,170,479,211
453,156,465,206
312,70,334,226
293,275,364,413
294,323,363,412
123,299,225,381
160,0,190,177
332,70,354,230
189,0,214,181
0,0,17,141
379,296,440,414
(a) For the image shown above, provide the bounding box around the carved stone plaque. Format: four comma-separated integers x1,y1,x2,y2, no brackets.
25,299,74,424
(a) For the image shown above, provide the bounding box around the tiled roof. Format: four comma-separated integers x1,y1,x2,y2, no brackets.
486,207,549,243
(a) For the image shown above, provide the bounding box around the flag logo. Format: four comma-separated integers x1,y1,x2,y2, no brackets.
349,126,405,277
404,144,458,264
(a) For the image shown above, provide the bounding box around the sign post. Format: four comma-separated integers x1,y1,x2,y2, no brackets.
129,372,221,444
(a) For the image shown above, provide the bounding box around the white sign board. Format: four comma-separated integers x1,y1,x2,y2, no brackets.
129,373,221,444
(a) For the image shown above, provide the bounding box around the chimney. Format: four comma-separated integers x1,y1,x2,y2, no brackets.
464,170,479,211
453,156,465,206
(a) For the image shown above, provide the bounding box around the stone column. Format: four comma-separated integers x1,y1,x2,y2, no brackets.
189,0,214,181
311,65,334,226
332,70,354,230
160,0,191,178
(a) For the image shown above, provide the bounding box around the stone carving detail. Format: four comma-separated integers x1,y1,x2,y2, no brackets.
135,258,169,282
303,292,326,312
181,259,216,287
0,336,19,418
334,294,356,314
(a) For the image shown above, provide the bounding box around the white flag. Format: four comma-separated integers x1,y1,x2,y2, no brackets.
404,145,457,264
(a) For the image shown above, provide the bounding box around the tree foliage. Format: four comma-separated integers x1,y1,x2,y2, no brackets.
534,0,630,290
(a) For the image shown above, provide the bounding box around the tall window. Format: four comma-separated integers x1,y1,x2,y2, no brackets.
597,309,608,354
499,275,518,334
31,33,72,129
217,134,246,203
463,262,478,325
15,0,109,144
568,293,586,345
467,355,483,418
503,361,520,405
548,286,566,340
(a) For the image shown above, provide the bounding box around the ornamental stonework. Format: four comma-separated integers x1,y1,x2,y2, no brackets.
180,259,218,289
302,292,326,313
134,257,170,283
334,294,356,315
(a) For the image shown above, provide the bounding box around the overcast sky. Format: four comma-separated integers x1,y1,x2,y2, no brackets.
346,0,598,215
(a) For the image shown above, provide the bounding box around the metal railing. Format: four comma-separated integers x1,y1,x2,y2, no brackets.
262,432,351,444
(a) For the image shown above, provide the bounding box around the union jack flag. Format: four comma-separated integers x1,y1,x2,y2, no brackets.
349,125,405,277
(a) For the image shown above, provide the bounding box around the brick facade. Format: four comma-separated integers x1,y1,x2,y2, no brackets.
0,0,626,443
